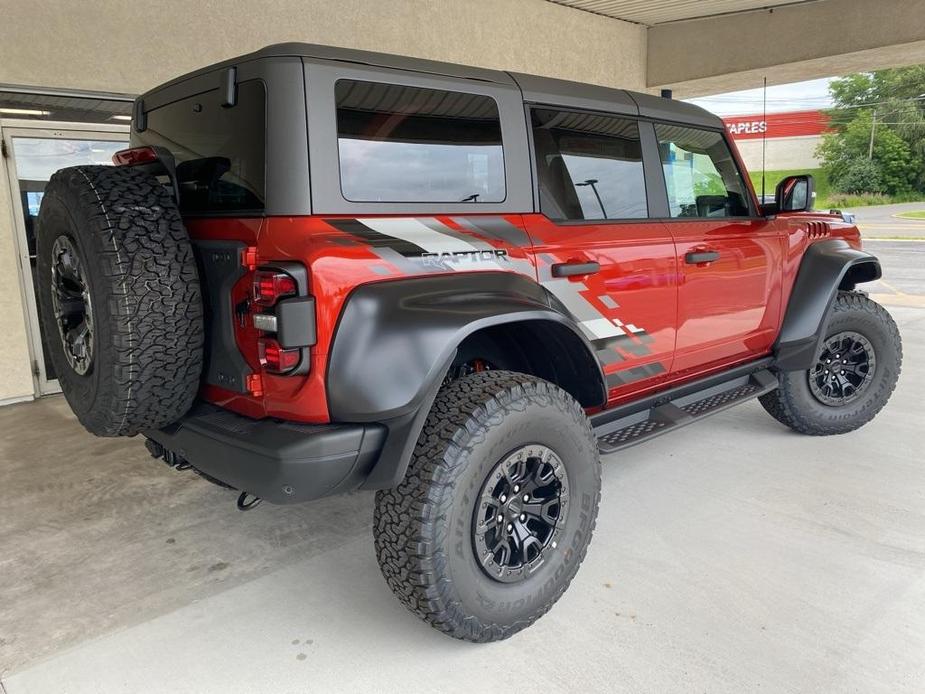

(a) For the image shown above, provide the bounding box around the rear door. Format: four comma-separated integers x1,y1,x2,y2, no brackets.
523,107,678,399
652,123,784,376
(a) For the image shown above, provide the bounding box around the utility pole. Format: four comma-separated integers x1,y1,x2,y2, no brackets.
868,109,877,159
761,77,767,202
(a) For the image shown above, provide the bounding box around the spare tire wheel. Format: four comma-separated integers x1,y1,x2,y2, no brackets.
35,165,204,436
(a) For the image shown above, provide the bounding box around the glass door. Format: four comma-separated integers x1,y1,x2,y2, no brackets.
1,123,128,395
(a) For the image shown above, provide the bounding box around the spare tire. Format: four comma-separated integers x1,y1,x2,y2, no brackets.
35,165,203,436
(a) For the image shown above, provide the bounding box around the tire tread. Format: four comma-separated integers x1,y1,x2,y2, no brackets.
38,165,203,436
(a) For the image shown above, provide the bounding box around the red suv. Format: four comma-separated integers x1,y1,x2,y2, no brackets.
35,44,901,642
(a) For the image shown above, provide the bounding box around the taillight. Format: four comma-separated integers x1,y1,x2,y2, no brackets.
250,263,312,379
258,338,301,374
112,146,159,166
253,271,298,306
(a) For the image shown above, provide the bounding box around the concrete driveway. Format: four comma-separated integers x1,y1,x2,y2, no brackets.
1,260,923,693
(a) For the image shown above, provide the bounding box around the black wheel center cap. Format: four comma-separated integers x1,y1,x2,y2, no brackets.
472,444,570,584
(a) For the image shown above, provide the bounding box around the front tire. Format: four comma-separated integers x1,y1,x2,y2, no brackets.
760,292,902,435
374,371,601,642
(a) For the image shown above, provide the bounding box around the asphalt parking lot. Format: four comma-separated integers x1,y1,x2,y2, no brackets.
1,240,923,694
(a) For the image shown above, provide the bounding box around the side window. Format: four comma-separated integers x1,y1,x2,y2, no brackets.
135,80,266,213
531,108,647,221
654,124,752,218
335,80,505,203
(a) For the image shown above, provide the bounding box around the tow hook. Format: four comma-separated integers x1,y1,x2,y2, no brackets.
236,491,262,511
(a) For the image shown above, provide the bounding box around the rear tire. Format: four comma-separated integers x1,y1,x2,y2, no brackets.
760,292,901,435
374,371,601,642
36,165,203,436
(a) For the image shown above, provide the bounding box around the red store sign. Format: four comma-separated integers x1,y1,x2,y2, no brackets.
722,110,829,140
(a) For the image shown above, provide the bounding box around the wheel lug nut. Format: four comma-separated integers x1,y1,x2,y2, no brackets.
496,514,503,523
520,513,526,521
513,485,520,493
500,494,507,503
523,494,529,502
507,523,513,532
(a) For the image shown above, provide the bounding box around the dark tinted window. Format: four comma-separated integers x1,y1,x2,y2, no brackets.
654,124,752,218
335,80,505,203
135,80,266,213
531,108,647,221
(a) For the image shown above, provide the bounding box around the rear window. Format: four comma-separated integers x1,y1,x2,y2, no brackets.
531,108,648,221
135,79,266,213
335,79,505,203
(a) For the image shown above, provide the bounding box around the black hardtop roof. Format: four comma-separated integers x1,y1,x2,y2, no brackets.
142,42,723,129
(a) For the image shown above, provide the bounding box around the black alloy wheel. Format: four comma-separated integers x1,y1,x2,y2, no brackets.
808,330,876,406
473,444,570,583
50,235,94,376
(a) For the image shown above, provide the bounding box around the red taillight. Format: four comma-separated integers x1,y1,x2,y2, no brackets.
253,271,298,306
112,146,159,166
258,338,301,374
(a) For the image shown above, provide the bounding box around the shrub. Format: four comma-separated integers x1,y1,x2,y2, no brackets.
831,158,884,195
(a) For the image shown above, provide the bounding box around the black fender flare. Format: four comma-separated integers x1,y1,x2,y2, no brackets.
326,271,606,489
774,239,881,371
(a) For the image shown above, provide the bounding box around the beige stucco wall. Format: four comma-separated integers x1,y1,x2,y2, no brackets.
0,0,646,95
649,0,925,97
735,135,823,173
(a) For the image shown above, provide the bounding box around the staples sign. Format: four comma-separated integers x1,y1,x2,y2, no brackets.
722,111,829,140
726,120,767,136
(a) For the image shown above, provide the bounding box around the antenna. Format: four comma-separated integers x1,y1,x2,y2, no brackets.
761,76,768,202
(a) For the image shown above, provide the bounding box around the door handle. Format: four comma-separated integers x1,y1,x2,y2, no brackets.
684,250,720,265
551,261,600,278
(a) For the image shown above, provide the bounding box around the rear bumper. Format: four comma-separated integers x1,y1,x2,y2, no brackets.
145,403,386,504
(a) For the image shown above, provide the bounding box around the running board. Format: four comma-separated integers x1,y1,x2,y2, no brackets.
592,368,778,455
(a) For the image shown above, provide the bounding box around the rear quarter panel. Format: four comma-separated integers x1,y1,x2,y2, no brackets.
188,214,535,423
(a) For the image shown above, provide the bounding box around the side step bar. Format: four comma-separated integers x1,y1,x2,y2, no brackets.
591,364,778,455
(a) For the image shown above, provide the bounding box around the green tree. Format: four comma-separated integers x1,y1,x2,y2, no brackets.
819,66,925,195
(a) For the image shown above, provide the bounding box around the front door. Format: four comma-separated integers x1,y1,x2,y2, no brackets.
524,107,678,401
1,123,128,395
652,123,783,376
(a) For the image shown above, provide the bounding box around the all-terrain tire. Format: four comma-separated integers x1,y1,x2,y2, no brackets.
374,371,601,642
759,291,901,435
36,165,203,436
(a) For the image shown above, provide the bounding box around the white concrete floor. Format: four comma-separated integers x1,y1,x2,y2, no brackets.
2,307,923,694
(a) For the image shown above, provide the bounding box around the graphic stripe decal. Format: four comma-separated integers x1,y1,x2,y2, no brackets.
325,218,428,257
360,217,476,254
453,216,531,247
326,217,534,275
605,362,666,388
417,218,495,251
328,216,664,387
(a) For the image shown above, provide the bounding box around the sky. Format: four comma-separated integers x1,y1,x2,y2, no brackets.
686,77,834,117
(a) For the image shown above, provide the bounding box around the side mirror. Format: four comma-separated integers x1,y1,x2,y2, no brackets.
775,174,814,212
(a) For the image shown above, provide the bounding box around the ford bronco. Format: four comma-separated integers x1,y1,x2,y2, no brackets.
35,44,902,642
